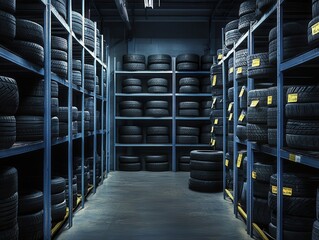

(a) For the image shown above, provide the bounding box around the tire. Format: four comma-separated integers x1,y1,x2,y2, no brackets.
51,36,67,52
0,116,16,150
148,54,171,64
190,150,223,162
0,193,17,231
253,180,269,198
176,54,199,64
147,78,168,87
20,79,58,98
148,86,168,93
188,177,222,193
52,0,66,19
16,19,43,46
267,107,277,127
176,135,199,144
179,86,200,93
148,63,170,71
225,29,241,48
178,109,199,117
253,162,275,183
239,1,256,17
51,191,65,205
269,222,311,240
51,176,66,194
18,190,43,215
51,49,67,61
248,88,268,106
308,16,319,46
0,1,15,13
119,156,140,164
122,78,142,86
190,160,223,171
201,63,213,71
145,162,169,171
122,86,142,93
119,163,141,171
238,13,256,34
72,11,82,37
73,59,81,71
51,200,66,223
119,135,143,143
9,40,44,66
286,102,319,119
179,101,199,109
18,210,43,239
146,126,169,135
0,10,15,41
176,62,199,71
247,107,268,124
212,87,223,96
51,60,67,78
190,170,222,181
18,97,59,116
123,63,146,71
146,135,169,143
225,19,239,33
179,77,199,86
286,85,319,103
286,133,319,150
145,101,168,109
253,197,271,226
123,54,145,64
119,126,142,135
179,156,190,163
145,155,167,163
268,128,277,146
72,71,82,86
119,109,143,117
247,123,268,143
119,101,142,109
202,100,213,109
271,212,314,232
237,125,247,140
286,120,319,135
0,76,18,115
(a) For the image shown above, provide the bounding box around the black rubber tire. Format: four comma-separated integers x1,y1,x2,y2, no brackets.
72,11,82,37
269,222,311,240
51,191,65,205
147,78,168,87
286,85,319,103
237,109,247,126
0,116,16,150
188,177,222,193
176,62,199,71
9,40,44,66
0,193,18,231
148,63,171,71
308,16,319,46
238,13,256,34
51,176,66,194
201,63,213,71
122,86,142,93
145,155,167,163
146,135,169,143
178,109,199,117
237,125,247,140
179,156,191,163
176,54,199,64
145,162,169,171
123,54,145,64
119,101,142,109
51,36,67,52
0,76,18,115
16,19,43,46
0,1,15,13
252,180,269,198
0,168,17,199
225,29,241,48
119,126,142,135
248,88,269,106
119,163,141,171
190,170,222,181
225,19,239,33
73,59,81,71
145,108,169,116
145,100,168,109
286,133,319,150
122,78,142,87
51,60,67,79
72,71,82,86
253,162,275,183
0,10,15,41
18,97,59,116
247,123,268,143
179,77,199,86
313,220,319,240
18,190,43,215
176,135,199,144
51,49,67,61
119,135,143,143
268,128,277,146
190,160,223,171
148,54,171,64
51,200,66,223
190,150,223,162
267,107,277,127
247,107,268,124
119,156,140,164
253,197,271,226
286,120,319,136
20,80,58,98
148,86,168,93
119,109,143,117
18,210,43,239
123,63,146,71
52,0,66,19
271,212,314,232
179,101,199,109
179,85,200,93
239,1,256,17
147,126,169,135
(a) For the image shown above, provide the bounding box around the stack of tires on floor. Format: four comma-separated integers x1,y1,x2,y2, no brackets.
188,150,223,192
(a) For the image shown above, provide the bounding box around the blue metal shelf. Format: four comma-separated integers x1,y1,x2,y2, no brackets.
116,93,173,97
116,144,172,147
281,149,319,169
0,141,44,159
280,48,319,71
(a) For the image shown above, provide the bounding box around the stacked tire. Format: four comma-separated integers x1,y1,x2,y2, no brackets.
0,167,18,239
178,77,199,93
74,157,89,196
178,101,199,117
225,19,240,48
119,126,142,144
17,80,59,140
72,59,82,86
51,36,68,79
58,106,78,137
176,126,199,144
51,177,66,224
119,100,143,117
118,156,141,171
201,54,215,71
201,77,211,93
65,175,77,209
84,64,95,92
52,0,67,19
146,126,169,144
147,54,171,71
256,0,276,15
200,124,212,144
123,54,146,71
145,155,169,171
122,78,142,93
77,111,90,132
179,155,190,171
285,86,319,151
269,173,318,239
210,92,223,150
145,101,169,117
309,0,319,46
201,100,212,117
0,1,16,47
88,156,101,187
238,1,256,34
247,52,276,80
147,78,168,93
235,49,248,81
84,18,95,51
189,150,223,192
72,11,82,38
85,97,95,130
176,54,199,71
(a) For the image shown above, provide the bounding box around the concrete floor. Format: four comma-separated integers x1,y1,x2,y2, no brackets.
56,172,253,240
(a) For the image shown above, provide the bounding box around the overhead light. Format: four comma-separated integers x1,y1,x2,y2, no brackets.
144,0,153,8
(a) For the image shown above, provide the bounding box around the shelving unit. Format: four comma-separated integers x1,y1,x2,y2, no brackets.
0,1,110,239
219,1,319,240
113,57,211,172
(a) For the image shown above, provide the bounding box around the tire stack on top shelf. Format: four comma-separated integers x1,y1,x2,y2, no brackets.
238,1,256,34
51,176,67,225
225,19,240,49
176,54,199,71
147,54,171,71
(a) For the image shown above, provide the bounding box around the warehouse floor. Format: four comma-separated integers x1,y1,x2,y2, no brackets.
56,172,253,240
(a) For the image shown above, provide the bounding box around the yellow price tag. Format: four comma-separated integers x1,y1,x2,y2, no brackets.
228,113,233,121
229,67,234,74
312,22,319,36
225,159,229,167
252,58,260,67
239,87,245,97
228,102,233,112
271,185,293,196
237,67,243,74
237,153,243,168
214,118,219,125
289,154,300,163
212,75,217,86
250,100,259,107
212,98,217,109
239,114,245,122
267,96,273,105
211,126,214,133
288,93,298,103
210,139,216,146
252,171,256,179
218,54,223,60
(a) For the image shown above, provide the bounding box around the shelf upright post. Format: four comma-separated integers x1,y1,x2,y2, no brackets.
246,24,255,237
276,1,284,239
113,57,117,171
93,22,97,193
67,0,74,226
106,52,111,174
43,0,52,238
81,0,86,208
232,45,239,217
221,28,227,200
172,57,176,172
100,34,105,181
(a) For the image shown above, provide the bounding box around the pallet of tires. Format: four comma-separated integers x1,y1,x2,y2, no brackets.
145,155,169,171
238,1,256,34
88,156,101,187
123,54,146,71
84,64,95,92
65,175,77,209
118,156,141,171
268,172,318,240
247,88,268,144
200,124,212,144
189,150,223,192
201,77,211,93
51,35,68,79
179,155,190,171
269,22,308,64
146,126,169,144
85,97,95,130
17,80,59,140
176,54,199,71
145,101,169,117
224,19,240,49
58,106,78,137
147,78,168,93
119,100,143,117
251,154,276,227
118,126,142,144
74,157,89,196
285,85,319,151
178,101,199,117
235,49,248,82
147,54,171,71
247,52,276,80
77,111,90,133
0,167,18,239
178,77,199,93
210,106,223,151
176,126,199,144
122,78,142,93
51,176,67,224
201,54,215,71
201,100,212,117
72,59,82,87
0,75,19,150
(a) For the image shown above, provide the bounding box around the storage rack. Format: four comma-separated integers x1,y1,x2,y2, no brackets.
219,1,319,240
113,57,211,172
0,0,110,239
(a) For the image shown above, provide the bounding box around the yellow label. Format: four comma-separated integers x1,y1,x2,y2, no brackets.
229,67,234,74
210,139,216,146
289,154,296,162
211,126,214,133
228,102,233,112
252,171,256,179
237,67,243,74
252,58,261,67
271,185,293,196
214,118,219,125
225,159,229,167
212,75,217,86
268,96,273,105
237,153,243,168
312,22,319,36
212,97,217,106
250,100,259,107
218,54,223,60
239,114,245,122
229,113,233,121
288,93,298,103
239,87,245,97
